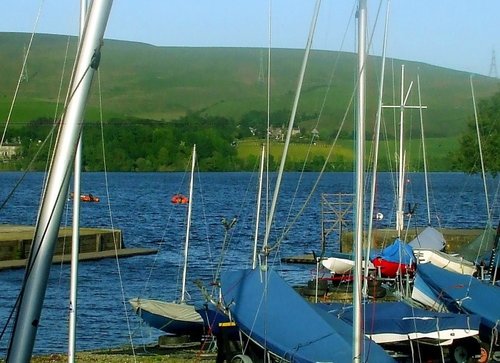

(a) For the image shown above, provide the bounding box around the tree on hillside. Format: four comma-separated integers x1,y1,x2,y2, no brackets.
454,89,500,176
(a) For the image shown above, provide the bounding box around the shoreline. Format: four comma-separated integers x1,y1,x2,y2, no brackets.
1,345,217,363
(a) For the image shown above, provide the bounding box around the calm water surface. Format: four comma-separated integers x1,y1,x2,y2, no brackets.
0,171,497,355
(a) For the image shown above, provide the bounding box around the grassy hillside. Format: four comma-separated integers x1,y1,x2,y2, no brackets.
1,32,499,141
237,136,457,172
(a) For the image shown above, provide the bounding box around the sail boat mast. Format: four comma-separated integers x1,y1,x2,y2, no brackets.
353,0,367,361
252,144,265,269
365,0,391,296
417,74,432,225
261,0,321,257
383,65,426,237
68,2,88,362
180,145,196,303
6,2,113,361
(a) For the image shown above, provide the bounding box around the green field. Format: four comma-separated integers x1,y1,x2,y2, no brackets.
236,137,458,172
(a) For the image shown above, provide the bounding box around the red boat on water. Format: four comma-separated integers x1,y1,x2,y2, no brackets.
171,194,189,204
80,194,100,203
69,193,100,203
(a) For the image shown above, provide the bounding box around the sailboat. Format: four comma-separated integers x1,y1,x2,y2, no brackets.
406,222,469,276
218,1,395,362
315,301,481,348
412,262,500,353
370,238,416,278
368,65,421,279
5,2,113,362
129,145,225,339
220,268,394,363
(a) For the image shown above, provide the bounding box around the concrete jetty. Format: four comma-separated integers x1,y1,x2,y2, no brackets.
281,228,486,264
0,224,156,270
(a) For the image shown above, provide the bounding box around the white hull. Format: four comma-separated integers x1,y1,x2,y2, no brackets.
414,249,476,275
411,273,449,312
321,257,355,274
321,257,374,275
371,326,479,346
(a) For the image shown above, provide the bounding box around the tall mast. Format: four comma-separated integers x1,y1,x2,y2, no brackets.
383,66,426,237
365,0,391,295
252,144,265,269
68,1,88,361
6,2,113,361
417,73,431,225
261,0,321,258
181,145,196,303
396,66,407,238
470,76,491,224
353,0,367,361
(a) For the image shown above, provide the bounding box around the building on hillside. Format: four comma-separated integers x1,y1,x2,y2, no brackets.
0,143,21,162
268,126,301,141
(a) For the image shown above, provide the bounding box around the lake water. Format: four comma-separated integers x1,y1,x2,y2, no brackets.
0,171,497,355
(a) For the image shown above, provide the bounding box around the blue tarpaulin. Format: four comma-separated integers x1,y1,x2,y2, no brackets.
221,268,394,363
370,238,416,265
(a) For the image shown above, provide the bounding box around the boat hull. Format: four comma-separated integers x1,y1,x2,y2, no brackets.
371,257,415,278
129,298,204,337
413,249,476,275
315,301,480,346
412,263,500,343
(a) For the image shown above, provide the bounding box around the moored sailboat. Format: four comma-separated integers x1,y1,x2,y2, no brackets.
412,262,500,342
220,268,394,363
129,145,226,339
315,301,481,357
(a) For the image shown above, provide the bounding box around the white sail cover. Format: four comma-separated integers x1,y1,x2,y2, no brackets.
129,298,203,323
409,226,445,251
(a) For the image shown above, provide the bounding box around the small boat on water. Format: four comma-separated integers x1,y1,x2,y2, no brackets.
171,193,189,204
80,193,99,203
69,192,100,202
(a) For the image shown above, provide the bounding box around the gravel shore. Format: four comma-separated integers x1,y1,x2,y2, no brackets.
1,346,217,363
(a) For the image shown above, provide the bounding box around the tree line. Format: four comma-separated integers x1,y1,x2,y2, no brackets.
452,88,499,176
2,91,499,174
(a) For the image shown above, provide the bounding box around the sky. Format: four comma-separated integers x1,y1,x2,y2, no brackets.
0,0,498,77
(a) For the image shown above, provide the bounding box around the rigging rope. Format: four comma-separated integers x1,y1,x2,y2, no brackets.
268,0,385,256
0,0,45,148
94,69,137,360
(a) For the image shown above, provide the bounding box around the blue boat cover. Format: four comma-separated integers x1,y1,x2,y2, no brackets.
416,263,500,335
221,268,394,363
315,301,480,340
370,238,415,264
